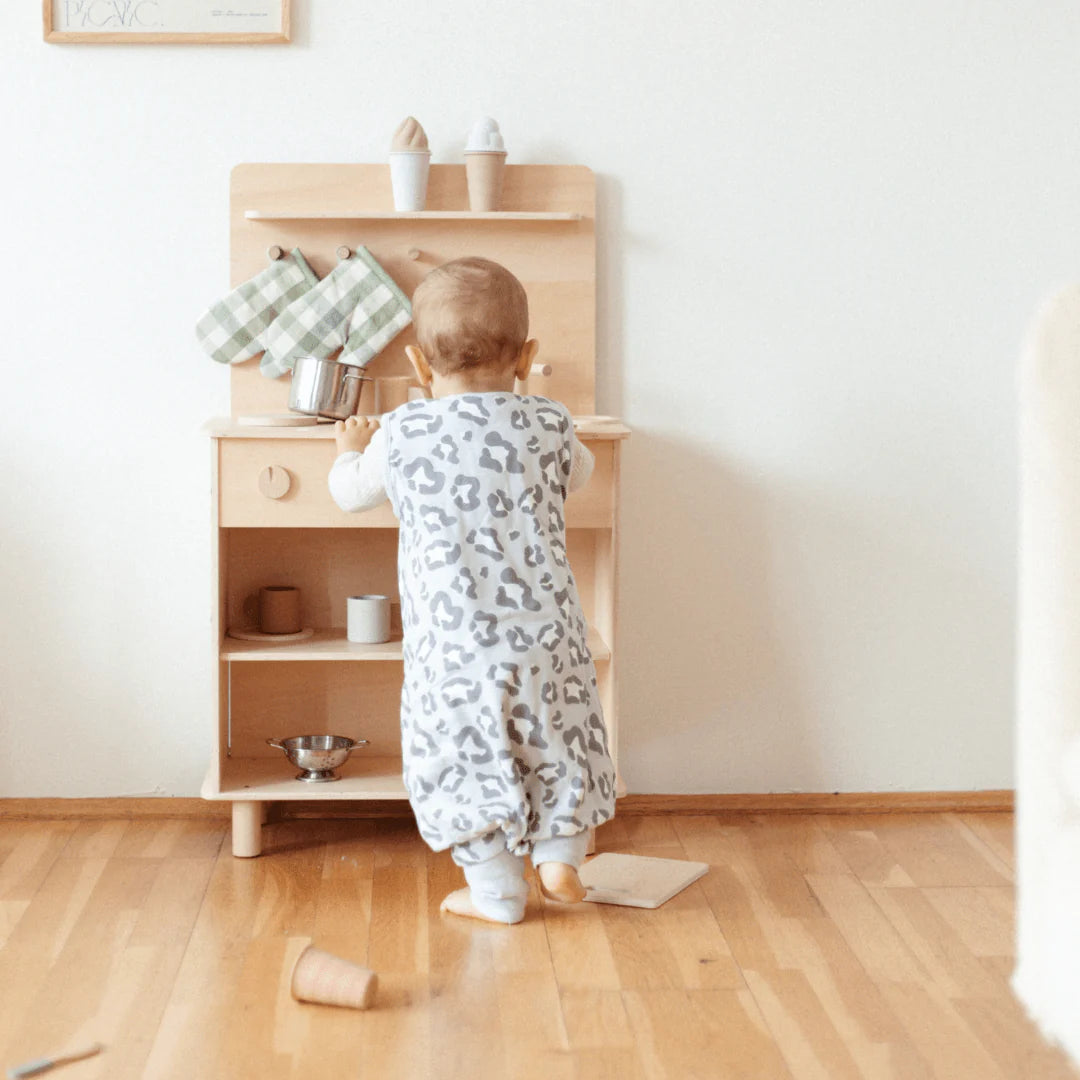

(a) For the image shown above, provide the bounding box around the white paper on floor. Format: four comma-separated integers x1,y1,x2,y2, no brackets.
579,852,709,909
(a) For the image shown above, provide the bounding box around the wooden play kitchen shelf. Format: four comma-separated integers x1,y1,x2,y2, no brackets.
245,210,584,221
203,163,629,856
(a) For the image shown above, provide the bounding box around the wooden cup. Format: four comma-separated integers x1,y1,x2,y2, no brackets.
259,586,301,635
465,151,507,211
290,946,378,1010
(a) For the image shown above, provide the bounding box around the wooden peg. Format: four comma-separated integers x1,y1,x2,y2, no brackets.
266,245,284,261
515,363,553,397
407,248,421,261
336,245,352,261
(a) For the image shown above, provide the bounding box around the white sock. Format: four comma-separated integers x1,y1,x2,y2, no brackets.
460,848,529,924
532,830,590,870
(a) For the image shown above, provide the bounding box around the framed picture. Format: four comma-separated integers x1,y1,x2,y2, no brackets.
44,0,291,43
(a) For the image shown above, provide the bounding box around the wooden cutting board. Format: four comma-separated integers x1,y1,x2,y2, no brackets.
236,413,325,426
579,852,709,909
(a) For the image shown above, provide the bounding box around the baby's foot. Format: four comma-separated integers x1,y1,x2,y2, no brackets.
439,887,522,925
537,862,587,904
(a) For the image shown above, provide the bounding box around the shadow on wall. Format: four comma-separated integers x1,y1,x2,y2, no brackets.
595,172,626,418
592,170,814,792
616,431,818,794
615,429,1014,795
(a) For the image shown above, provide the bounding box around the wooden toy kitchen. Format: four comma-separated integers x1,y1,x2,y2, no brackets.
202,162,629,857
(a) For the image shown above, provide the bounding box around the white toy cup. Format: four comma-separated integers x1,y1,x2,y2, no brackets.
347,595,391,644
389,151,431,211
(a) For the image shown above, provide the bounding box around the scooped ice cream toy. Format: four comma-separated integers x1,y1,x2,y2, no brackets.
389,116,431,211
464,116,507,211
466,116,505,153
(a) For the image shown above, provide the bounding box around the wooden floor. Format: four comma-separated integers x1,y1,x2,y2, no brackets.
0,810,1074,1080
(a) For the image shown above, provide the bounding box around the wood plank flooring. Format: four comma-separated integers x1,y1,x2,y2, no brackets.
0,811,1073,1080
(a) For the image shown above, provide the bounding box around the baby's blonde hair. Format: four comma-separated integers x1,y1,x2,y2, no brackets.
411,257,528,375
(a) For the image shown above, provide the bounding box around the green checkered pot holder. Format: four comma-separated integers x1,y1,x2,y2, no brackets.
259,247,412,379
195,248,319,365
339,248,415,367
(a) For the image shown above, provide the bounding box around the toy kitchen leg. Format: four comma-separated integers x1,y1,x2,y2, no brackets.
232,800,265,857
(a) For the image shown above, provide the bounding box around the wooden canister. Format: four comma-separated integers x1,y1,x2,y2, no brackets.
259,586,301,634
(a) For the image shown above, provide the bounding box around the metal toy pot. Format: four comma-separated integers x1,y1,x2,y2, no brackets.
288,355,373,420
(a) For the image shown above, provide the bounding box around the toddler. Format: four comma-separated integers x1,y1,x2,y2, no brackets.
328,256,616,924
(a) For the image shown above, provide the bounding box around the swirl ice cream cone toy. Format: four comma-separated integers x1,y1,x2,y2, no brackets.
464,116,507,211
389,116,431,211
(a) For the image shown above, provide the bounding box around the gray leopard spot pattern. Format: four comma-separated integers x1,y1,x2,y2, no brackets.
423,539,461,571
507,626,535,653
479,431,526,474
404,458,445,495
487,489,514,517
430,592,464,631
467,527,505,561
451,567,479,600
420,504,455,533
432,435,461,464
451,475,480,511
383,395,616,856
495,567,542,612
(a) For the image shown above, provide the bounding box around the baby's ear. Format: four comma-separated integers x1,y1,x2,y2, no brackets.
406,345,433,387
516,339,539,380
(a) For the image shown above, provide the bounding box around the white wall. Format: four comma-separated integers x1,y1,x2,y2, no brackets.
3,1,1077,797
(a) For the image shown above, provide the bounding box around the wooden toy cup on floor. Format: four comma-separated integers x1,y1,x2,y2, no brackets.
290,945,378,1010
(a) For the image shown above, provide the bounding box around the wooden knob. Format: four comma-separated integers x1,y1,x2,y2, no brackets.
336,245,352,261
258,465,291,499
266,245,284,261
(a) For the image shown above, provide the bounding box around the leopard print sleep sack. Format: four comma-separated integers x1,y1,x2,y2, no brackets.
383,393,617,855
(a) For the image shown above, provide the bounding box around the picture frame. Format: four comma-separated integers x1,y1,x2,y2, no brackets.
43,0,291,43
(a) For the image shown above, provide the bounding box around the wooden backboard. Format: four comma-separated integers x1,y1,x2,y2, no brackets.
228,163,597,416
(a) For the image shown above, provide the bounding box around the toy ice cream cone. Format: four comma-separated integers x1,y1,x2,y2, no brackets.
290,945,378,1010
465,152,507,211
465,117,508,211
389,116,431,211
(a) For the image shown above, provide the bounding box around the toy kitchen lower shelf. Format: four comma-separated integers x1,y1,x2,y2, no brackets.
221,626,611,662
204,754,409,800
205,623,616,858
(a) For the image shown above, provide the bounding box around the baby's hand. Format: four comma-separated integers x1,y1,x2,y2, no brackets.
335,415,380,455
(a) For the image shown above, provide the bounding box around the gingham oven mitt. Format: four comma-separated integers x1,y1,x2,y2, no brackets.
259,246,412,378
195,248,319,365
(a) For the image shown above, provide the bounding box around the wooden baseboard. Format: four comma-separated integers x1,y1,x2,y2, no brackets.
615,791,1014,814
0,790,1014,821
